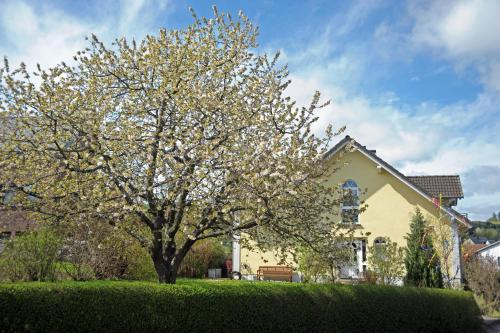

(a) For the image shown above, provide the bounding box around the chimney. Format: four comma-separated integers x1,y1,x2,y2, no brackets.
361,145,377,154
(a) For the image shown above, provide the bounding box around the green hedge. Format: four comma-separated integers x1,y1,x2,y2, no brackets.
0,280,481,333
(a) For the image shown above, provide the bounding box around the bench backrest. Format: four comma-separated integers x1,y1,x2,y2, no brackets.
258,266,292,273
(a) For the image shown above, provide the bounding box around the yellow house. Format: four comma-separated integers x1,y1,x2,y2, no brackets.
232,135,470,284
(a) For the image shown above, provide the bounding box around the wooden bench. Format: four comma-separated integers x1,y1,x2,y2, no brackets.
257,266,293,282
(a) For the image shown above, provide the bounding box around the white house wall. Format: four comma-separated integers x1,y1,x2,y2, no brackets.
478,243,500,261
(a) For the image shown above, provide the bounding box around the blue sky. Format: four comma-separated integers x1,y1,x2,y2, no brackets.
0,0,499,220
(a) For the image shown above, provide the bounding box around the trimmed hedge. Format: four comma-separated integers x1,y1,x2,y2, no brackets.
0,280,482,333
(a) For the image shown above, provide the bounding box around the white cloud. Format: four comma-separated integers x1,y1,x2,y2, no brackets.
0,0,172,71
120,0,149,33
463,166,500,196
400,139,500,175
409,0,500,93
411,0,500,58
0,0,497,220
289,67,477,163
117,0,171,38
0,1,97,69
333,0,386,37
278,0,500,219
285,58,500,220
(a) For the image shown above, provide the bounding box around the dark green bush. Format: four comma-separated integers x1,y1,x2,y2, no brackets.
0,281,482,333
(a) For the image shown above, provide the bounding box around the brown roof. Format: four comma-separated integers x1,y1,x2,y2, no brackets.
406,175,464,199
0,209,33,233
464,243,487,253
462,243,487,260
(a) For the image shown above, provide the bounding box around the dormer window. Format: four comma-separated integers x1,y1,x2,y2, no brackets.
342,179,359,224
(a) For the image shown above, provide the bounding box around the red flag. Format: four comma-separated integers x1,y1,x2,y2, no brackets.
432,197,439,208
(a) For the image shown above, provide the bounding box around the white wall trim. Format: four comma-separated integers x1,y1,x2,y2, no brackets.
232,233,241,275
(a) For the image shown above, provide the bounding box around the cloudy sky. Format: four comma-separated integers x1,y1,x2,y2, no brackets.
0,0,499,220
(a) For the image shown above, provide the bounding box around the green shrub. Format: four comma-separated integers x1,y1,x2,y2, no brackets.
0,228,61,282
57,261,94,281
122,243,157,281
297,243,353,283
0,281,482,332
297,247,333,282
368,238,405,286
178,239,227,278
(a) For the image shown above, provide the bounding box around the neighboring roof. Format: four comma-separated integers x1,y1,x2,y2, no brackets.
475,240,500,254
464,243,487,253
406,175,463,199
468,235,492,245
462,243,487,260
324,135,470,227
0,209,32,233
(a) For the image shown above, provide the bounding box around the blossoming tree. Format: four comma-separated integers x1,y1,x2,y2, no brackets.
0,8,347,283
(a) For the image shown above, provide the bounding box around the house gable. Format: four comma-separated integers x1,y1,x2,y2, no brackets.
237,136,467,282
325,136,469,227
324,148,442,245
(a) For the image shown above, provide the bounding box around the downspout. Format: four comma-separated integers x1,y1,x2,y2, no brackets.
451,218,462,288
232,228,241,279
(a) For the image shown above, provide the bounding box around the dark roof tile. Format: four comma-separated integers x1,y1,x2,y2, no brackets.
407,175,464,199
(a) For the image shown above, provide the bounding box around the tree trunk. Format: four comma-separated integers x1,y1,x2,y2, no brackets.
148,206,198,283
150,229,193,284
151,249,179,284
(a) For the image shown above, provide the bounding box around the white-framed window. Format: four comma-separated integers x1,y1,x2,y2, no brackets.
342,179,359,224
338,240,366,279
373,237,388,260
